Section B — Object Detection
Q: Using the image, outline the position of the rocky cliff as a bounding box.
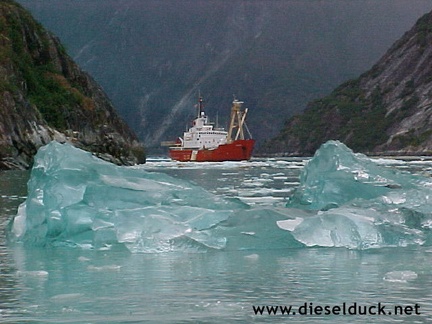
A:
[264,9,432,156]
[17,0,432,151]
[0,0,145,169]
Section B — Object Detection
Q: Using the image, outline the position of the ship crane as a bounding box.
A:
[226,99,252,143]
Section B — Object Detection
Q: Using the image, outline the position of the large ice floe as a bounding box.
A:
[10,142,247,252]
[279,141,432,249]
[9,140,432,252]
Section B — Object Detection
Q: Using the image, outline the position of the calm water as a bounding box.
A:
[1,157,432,323]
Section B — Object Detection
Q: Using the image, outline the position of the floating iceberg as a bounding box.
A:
[9,140,432,252]
[279,141,432,248]
[10,142,247,252]
[287,141,421,210]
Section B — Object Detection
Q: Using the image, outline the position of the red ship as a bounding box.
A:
[163,97,255,162]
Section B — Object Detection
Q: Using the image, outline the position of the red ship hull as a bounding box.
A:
[169,139,255,162]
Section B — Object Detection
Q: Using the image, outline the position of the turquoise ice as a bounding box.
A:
[281,141,432,248]
[9,140,432,251]
[10,142,245,252]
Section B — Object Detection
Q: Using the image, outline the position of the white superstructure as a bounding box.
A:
[179,97,228,149]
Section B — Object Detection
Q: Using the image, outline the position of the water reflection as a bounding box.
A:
[3,235,432,322]
[2,160,432,323]
[0,170,28,320]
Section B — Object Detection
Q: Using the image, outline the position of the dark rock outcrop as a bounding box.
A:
[264,9,432,156]
[0,0,145,169]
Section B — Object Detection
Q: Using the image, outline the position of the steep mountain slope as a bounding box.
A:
[265,9,432,156]
[0,1,145,169]
[17,0,432,151]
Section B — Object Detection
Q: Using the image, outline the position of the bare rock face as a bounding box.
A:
[0,1,145,169]
[265,10,432,156]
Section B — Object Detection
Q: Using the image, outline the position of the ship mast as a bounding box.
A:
[197,96,204,118]
[227,99,249,143]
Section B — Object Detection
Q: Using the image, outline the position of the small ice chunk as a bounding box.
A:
[241,231,256,236]
[16,270,49,277]
[87,265,121,271]
[50,293,84,302]
[244,253,259,260]
[78,256,90,262]
[383,270,418,282]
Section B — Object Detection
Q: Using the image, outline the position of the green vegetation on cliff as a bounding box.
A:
[264,9,432,156]
[0,1,145,169]
[271,80,390,154]
[2,2,88,129]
